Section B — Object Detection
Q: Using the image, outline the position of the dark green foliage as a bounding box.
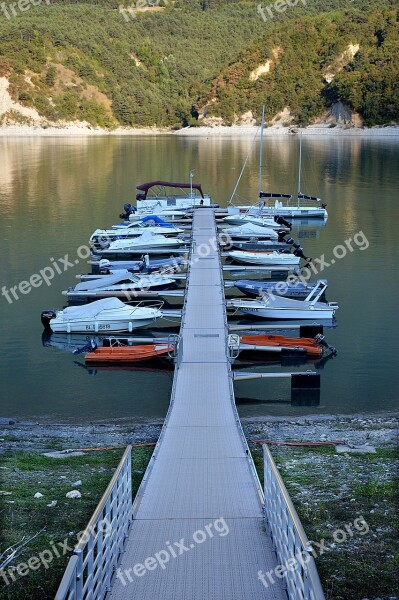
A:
[44,65,57,87]
[0,2,397,127]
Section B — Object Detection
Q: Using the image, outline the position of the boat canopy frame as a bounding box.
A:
[136,181,204,201]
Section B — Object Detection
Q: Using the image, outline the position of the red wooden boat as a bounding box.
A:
[240,334,323,357]
[85,344,173,364]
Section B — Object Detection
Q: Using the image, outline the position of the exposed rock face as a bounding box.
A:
[328,101,363,127]
[324,43,360,83]
[0,77,42,125]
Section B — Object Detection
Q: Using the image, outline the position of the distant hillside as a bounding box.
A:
[0,2,397,128]
[205,8,399,126]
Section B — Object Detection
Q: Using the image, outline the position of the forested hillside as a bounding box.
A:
[0,0,397,128]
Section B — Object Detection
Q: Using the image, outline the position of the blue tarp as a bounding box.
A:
[140,215,174,227]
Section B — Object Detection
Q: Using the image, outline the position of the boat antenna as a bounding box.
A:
[258,104,265,197]
[297,129,302,208]
[228,125,260,205]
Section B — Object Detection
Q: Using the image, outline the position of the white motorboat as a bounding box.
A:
[118,179,213,221]
[221,213,280,228]
[63,270,176,300]
[229,282,338,320]
[228,250,300,266]
[99,232,185,254]
[41,298,163,333]
[90,221,184,244]
[223,223,278,240]
[65,270,177,301]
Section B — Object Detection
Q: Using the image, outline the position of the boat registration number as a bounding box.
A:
[85,324,111,330]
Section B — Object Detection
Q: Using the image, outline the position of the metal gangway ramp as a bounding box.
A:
[108,208,286,600]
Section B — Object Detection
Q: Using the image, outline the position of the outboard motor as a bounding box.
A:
[98,259,111,274]
[274,215,292,229]
[277,230,288,242]
[73,338,98,355]
[293,247,309,260]
[285,237,295,245]
[119,203,137,220]
[314,334,337,357]
[41,310,56,330]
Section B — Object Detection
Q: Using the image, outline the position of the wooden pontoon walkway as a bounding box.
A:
[109,209,286,600]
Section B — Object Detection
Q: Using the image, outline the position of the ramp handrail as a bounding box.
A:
[55,446,132,600]
[263,445,325,600]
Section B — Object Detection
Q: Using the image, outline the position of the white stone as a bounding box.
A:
[66,490,82,499]
[34,492,44,498]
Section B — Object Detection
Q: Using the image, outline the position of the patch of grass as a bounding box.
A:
[0,446,153,599]
[250,443,399,600]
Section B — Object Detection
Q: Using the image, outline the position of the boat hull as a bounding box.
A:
[235,306,336,319]
[49,316,159,333]
[85,344,173,364]
[228,251,300,266]
[240,334,323,356]
[233,206,327,219]
[234,280,324,300]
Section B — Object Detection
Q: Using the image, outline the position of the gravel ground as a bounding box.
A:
[1,413,397,454]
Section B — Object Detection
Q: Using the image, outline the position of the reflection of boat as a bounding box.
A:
[229,283,338,320]
[42,331,104,353]
[42,330,177,353]
[234,279,327,300]
[228,250,300,266]
[65,270,177,302]
[41,298,163,333]
[85,343,173,364]
[81,363,173,375]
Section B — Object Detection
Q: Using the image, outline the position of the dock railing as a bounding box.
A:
[55,446,132,600]
[263,445,326,600]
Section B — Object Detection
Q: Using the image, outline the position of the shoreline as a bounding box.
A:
[1,412,397,453]
[1,124,399,138]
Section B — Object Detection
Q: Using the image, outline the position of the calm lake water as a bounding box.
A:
[0,134,398,422]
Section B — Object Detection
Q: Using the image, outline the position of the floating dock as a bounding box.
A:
[108,208,286,600]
